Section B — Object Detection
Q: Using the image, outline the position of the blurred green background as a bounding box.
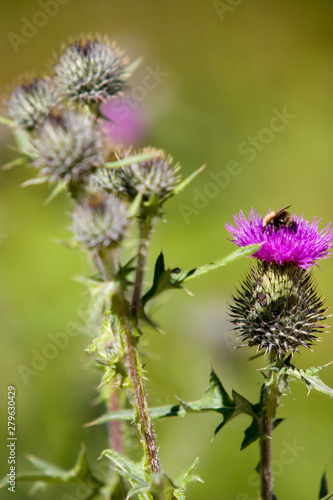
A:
[1,0,333,498]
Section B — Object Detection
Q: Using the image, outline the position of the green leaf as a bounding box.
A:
[129,189,144,218]
[141,245,261,317]
[100,450,148,487]
[13,128,35,156]
[2,157,26,171]
[87,370,235,426]
[171,244,262,285]
[174,456,202,489]
[21,176,49,188]
[103,151,160,169]
[122,57,142,78]
[0,115,15,126]
[0,445,103,493]
[44,181,67,204]
[279,362,333,397]
[171,165,206,197]
[320,471,329,499]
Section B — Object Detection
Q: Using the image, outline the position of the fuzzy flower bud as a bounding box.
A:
[71,193,128,250]
[7,78,59,130]
[32,108,107,185]
[230,261,328,355]
[117,148,181,203]
[53,35,129,105]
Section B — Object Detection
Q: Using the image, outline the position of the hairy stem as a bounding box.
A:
[260,351,279,500]
[131,217,153,317]
[115,291,160,475]
[99,246,160,475]
[97,248,124,458]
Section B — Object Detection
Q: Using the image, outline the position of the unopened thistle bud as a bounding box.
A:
[7,78,59,130]
[117,148,181,204]
[53,35,129,105]
[230,262,328,354]
[33,108,107,185]
[71,193,128,250]
[226,207,333,355]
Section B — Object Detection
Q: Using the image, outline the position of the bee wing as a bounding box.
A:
[275,205,291,217]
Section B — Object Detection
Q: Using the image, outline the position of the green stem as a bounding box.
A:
[97,248,124,457]
[99,246,160,475]
[131,217,153,317]
[114,291,160,475]
[260,350,279,500]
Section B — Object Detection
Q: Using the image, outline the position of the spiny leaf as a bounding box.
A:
[100,450,148,487]
[87,370,236,427]
[174,456,202,488]
[241,418,261,450]
[122,57,142,78]
[2,157,26,171]
[103,151,160,169]
[21,176,49,188]
[141,245,261,313]
[319,471,329,499]
[171,165,206,197]
[0,115,15,126]
[280,362,333,397]
[44,181,67,204]
[171,244,262,285]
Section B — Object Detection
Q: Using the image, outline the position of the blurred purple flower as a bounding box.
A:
[100,96,148,146]
[226,208,333,269]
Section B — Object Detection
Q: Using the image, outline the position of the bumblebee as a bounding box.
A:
[262,206,296,233]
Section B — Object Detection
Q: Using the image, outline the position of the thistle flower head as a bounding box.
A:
[32,108,107,184]
[7,78,59,130]
[226,208,333,269]
[71,193,128,250]
[53,35,129,105]
[116,147,181,203]
[230,262,328,355]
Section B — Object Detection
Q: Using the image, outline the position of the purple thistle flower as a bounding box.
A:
[226,208,333,269]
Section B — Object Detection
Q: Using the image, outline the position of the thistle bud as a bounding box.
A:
[71,193,128,250]
[32,108,106,185]
[53,35,129,105]
[7,78,59,130]
[117,148,181,204]
[230,262,328,354]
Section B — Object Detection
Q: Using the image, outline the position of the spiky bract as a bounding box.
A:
[71,193,128,250]
[33,108,106,184]
[117,148,181,203]
[230,262,328,355]
[7,78,59,130]
[53,35,129,104]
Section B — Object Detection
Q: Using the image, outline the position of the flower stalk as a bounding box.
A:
[131,216,153,317]
[98,244,160,476]
[259,351,280,500]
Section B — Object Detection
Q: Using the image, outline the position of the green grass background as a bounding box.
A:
[1,0,333,498]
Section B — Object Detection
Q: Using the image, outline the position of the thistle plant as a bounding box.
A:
[1,34,333,500]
